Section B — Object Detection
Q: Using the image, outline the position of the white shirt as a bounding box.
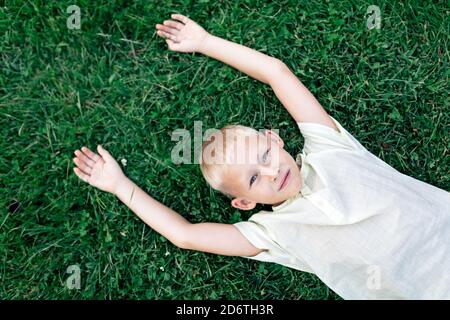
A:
[233,116,450,299]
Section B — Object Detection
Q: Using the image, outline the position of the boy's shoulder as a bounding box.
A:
[297,116,368,155]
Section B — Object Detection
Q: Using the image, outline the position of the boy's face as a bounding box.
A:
[223,130,302,210]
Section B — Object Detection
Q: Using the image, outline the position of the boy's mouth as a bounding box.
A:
[278,169,291,191]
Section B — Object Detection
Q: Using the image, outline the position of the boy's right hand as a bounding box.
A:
[73,145,127,195]
[155,13,209,53]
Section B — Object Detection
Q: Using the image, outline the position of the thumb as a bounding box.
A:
[166,39,178,51]
[97,145,114,161]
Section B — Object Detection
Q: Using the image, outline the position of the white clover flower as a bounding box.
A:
[120,158,127,166]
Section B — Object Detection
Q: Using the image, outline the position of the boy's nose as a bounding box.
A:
[260,166,279,180]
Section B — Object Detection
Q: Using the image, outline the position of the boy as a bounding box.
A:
[73,14,450,299]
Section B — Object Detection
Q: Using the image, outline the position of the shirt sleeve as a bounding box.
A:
[233,220,288,264]
[298,116,368,155]
[233,219,314,273]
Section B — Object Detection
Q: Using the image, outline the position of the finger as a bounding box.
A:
[73,157,92,174]
[97,145,114,162]
[157,30,178,42]
[156,25,179,40]
[171,13,189,24]
[156,29,170,39]
[81,146,101,162]
[73,167,90,184]
[74,150,95,168]
[155,24,178,34]
[163,20,183,30]
[165,39,178,50]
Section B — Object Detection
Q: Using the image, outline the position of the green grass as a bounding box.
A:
[0,0,448,299]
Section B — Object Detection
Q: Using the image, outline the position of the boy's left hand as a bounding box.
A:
[72,145,127,195]
[155,13,209,53]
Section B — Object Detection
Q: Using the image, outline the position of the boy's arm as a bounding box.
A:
[266,63,339,130]
[73,145,262,257]
[198,34,282,85]
[178,222,264,257]
[199,35,338,131]
[155,13,337,130]
[115,179,263,256]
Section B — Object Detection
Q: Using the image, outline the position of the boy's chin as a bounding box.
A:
[270,198,290,207]
[269,193,295,206]
[272,185,301,205]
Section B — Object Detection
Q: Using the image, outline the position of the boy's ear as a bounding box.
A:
[231,197,257,211]
[264,129,284,148]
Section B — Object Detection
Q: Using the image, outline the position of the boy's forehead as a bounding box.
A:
[225,161,253,186]
[226,134,272,162]
[202,131,278,166]
[233,133,272,150]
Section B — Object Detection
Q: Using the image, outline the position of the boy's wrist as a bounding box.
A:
[197,33,213,55]
[114,177,135,205]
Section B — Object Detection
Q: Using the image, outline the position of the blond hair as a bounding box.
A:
[199,124,261,198]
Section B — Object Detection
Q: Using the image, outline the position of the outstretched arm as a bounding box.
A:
[156,13,338,130]
[72,145,262,257]
[156,14,279,84]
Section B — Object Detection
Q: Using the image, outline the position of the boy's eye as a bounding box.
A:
[262,148,270,163]
[249,148,270,187]
[250,174,257,187]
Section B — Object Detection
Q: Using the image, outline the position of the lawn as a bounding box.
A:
[0,0,448,299]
